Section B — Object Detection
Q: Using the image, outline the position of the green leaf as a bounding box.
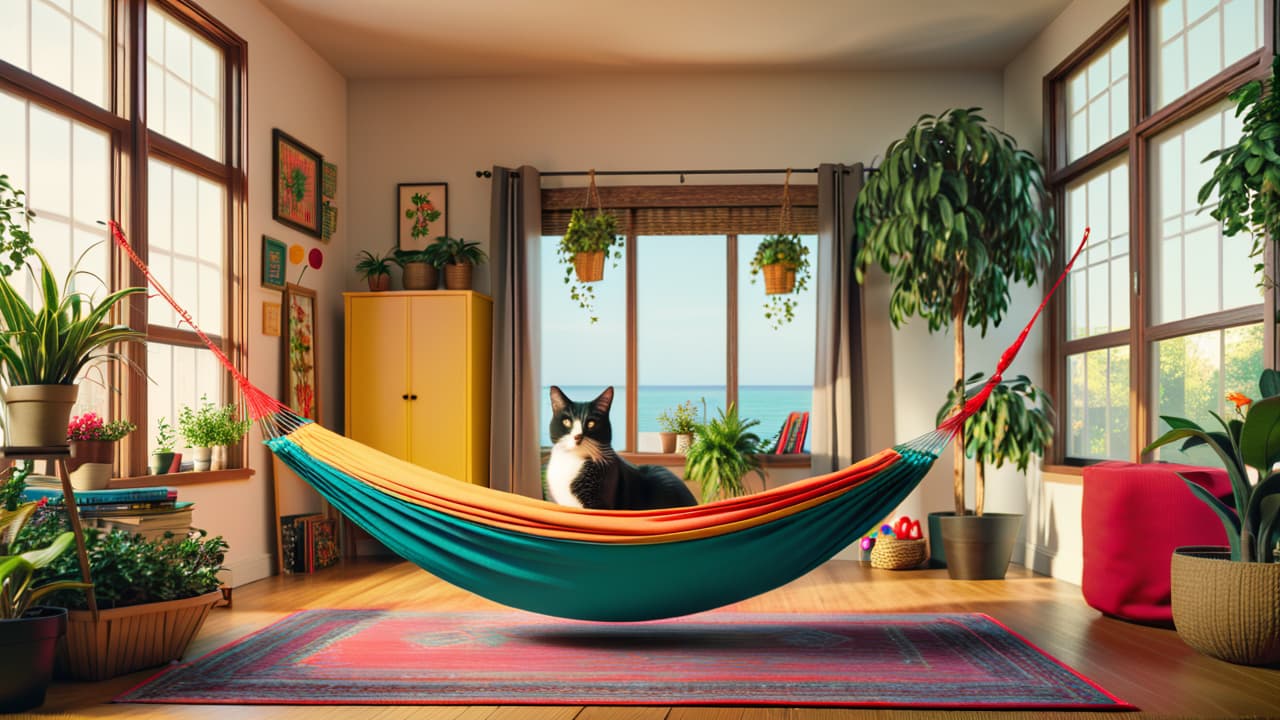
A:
[1178,473,1242,561]
[1239,395,1280,478]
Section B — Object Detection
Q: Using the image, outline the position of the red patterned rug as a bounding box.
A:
[118,610,1135,709]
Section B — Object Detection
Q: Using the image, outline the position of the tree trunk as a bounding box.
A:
[975,459,985,517]
[953,272,968,517]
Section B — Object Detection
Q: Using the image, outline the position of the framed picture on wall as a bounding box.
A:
[397,182,447,252]
[283,283,320,423]
[273,129,323,238]
[262,235,287,289]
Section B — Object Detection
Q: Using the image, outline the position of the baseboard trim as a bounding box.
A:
[221,552,274,588]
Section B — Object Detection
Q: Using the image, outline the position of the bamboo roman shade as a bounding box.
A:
[541,184,818,236]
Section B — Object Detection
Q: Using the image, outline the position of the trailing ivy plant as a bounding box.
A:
[935,373,1054,516]
[557,208,622,323]
[855,107,1054,517]
[748,234,811,329]
[1198,54,1280,284]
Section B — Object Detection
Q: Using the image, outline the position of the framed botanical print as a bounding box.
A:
[397,182,447,252]
[273,129,323,238]
[283,283,320,423]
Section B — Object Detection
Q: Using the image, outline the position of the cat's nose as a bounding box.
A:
[573,434,583,444]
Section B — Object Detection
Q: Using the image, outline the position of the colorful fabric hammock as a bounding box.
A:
[108,222,1088,622]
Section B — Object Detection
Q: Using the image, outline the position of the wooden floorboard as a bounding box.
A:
[39,557,1280,719]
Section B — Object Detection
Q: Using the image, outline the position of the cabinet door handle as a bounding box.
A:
[410,394,419,400]
[402,394,409,400]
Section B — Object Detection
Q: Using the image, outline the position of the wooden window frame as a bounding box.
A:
[0,0,247,479]
[1044,1,1275,470]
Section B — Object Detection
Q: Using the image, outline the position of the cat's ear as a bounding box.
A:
[549,386,570,413]
[592,386,614,414]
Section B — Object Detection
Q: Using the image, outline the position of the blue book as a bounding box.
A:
[21,486,177,505]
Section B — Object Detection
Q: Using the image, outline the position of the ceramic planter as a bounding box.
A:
[150,451,175,475]
[58,590,222,681]
[675,433,694,455]
[191,446,212,472]
[401,261,438,290]
[68,439,115,490]
[210,445,228,471]
[936,512,1022,580]
[658,432,677,454]
[4,384,78,447]
[0,607,65,712]
[1171,546,1280,665]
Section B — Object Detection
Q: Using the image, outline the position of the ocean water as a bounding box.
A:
[539,385,812,452]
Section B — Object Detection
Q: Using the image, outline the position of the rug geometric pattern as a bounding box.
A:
[118,611,1135,710]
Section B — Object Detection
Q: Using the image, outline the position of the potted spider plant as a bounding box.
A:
[557,208,622,323]
[683,404,768,502]
[748,234,811,329]
[355,248,395,291]
[434,236,487,290]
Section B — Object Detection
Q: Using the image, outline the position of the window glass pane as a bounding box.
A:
[1150,101,1257,324]
[0,0,109,108]
[146,3,224,160]
[1152,324,1262,463]
[146,158,225,332]
[1152,0,1265,108]
[738,234,817,452]
[1066,346,1130,460]
[1065,32,1129,163]
[537,235,626,449]
[1065,159,1129,339]
[146,343,223,454]
[637,236,726,452]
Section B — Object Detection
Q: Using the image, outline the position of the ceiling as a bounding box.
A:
[260,0,1074,79]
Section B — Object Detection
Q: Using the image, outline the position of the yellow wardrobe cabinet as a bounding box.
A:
[344,291,492,486]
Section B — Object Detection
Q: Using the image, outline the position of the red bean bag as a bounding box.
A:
[1082,461,1232,624]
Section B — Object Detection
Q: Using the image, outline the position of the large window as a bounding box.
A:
[0,0,246,476]
[537,188,819,455]
[1047,0,1271,465]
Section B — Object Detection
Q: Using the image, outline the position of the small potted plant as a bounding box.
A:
[207,400,252,471]
[657,400,700,455]
[179,395,223,472]
[557,208,622,323]
[434,236,487,290]
[150,416,176,475]
[66,412,136,491]
[354,248,395,291]
[393,247,438,290]
[749,234,811,329]
[0,463,91,711]
[683,404,768,502]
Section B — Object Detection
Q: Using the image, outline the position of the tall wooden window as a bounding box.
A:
[1046,0,1273,466]
[0,0,246,477]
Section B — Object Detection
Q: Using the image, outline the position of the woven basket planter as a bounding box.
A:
[870,537,927,570]
[401,261,438,290]
[443,263,473,290]
[762,263,795,295]
[1171,547,1280,666]
[573,251,605,283]
[56,590,222,681]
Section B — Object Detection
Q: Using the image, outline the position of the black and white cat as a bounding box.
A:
[545,386,698,510]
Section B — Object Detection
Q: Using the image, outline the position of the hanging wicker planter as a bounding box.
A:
[762,262,795,295]
[573,251,606,283]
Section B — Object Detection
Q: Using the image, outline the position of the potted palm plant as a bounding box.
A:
[748,234,811,329]
[1144,369,1280,665]
[934,373,1053,579]
[434,236,487,290]
[855,107,1054,577]
[557,208,622,323]
[683,404,768,502]
[354,248,394,291]
[66,412,136,491]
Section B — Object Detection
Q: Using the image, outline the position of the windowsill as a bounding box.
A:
[620,452,812,469]
[109,467,255,489]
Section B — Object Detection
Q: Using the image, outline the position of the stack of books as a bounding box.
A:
[772,411,811,454]
[22,482,194,541]
[280,513,340,573]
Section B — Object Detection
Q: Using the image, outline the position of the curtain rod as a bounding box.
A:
[474,166,870,179]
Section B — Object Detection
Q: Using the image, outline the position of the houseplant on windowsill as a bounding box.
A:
[934,373,1053,579]
[354,248,395,292]
[149,417,176,476]
[749,234,811,329]
[66,413,135,491]
[557,208,622,323]
[434,236,487,290]
[178,395,249,472]
[12,506,227,680]
[1143,370,1280,666]
[684,404,767,502]
[657,400,700,455]
[0,464,91,711]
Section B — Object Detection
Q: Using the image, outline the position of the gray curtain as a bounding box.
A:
[811,163,866,473]
[489,165,542,497]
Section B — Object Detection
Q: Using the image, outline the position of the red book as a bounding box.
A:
[774,412,798,454]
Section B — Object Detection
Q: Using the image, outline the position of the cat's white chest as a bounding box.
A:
[546,450,586,508]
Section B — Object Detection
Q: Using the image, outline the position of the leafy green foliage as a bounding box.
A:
[558,209,623,323]
[748,234,812,329]
[0,174,36,277]
[178,394,252,447]
[1198,55,1280,283]
[657,401,700,434]
[0,465,90,618]
[1144,369,1280,562]
[12,509,227,610]
[683,404,767,503]
[354,248,395,279]
[854,107,1053,334]
[404,192,442,240]
[936,373,1054,474]
[153,416,176,454]
[435,236,487,266]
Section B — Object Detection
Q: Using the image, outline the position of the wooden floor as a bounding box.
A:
[38,557,1280,720]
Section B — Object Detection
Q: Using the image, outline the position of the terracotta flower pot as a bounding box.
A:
[444,262,473,290]
[367,274,391,292]
[4,384,78,448]
[658,432,677,454]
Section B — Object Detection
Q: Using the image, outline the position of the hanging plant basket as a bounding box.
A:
[573,251,606,283]
[762,262,795,295]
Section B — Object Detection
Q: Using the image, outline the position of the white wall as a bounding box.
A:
[1001,0,1126,584]
[178,0,347,587]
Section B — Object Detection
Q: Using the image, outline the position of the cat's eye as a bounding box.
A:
[561,418,571,428]
[586,420,595,429]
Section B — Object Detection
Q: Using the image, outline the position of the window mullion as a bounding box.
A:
[727,234,738,412]
[625,210,638,453]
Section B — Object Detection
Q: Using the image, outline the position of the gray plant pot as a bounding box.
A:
[0,606,66,712]
[937,512,1022,580]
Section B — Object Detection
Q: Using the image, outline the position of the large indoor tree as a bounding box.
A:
[855,107,1055,516]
